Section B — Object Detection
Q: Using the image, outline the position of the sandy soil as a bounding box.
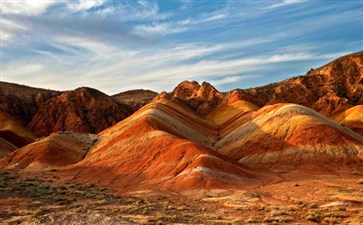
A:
[1,169,363,225]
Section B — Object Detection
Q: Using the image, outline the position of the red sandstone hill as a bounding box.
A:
[61,94,273,191]
[28,87,132,137]
[51,93,362,192]
[0,112,37,158]
[210,102,363,171]
[0,132,97,171]
[234,51,363,116]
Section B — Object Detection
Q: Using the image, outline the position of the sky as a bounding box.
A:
[1,0,362,94]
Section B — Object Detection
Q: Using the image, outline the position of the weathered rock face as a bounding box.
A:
[235,51,363,116]
[171,81,224,115]
[112,89,158,112]
[28,87,132,137]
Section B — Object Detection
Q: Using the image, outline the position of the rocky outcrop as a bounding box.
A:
[171,81,224,115]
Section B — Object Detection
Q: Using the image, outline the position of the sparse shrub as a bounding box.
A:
[231,218,243,225]
[32,206,49,217]
[306,214,321,223]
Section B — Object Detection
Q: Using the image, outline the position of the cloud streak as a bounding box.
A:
[265,0,308,9]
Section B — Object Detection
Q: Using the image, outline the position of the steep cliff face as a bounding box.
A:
[28,87,132,137]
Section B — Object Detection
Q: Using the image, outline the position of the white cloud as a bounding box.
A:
[1,0,56,15]
[1,18,28,44]
[115,0,171,21]
[54,35,117,56]
[266,0,308,9]
[213,76,246,86]
[133,23,187,36]
[67,0,107,12]
[3,64,43,77]
[202,13,228,22]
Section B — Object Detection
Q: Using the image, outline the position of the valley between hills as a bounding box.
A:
[0,51,363,224]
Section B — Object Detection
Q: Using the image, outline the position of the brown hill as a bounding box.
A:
[28,87,132,137]
[0,112,37,157]
[0,81,59,126]
[0,132,97,171]
[112,89,158,111]
[235,51,363,116]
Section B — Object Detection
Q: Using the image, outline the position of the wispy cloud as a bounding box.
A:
[133,23,187,36]
[67,0,108,12]
[54,35,116,56]
[1,0,56,15]
[213,76,249,86]
[265,0,308,9]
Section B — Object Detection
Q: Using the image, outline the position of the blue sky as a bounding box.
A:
[1,0,362,94]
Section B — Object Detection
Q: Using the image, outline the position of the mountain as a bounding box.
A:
[235,51,363,116]
[28,87,132,137]
[0,132,97,171]
[0,112,37,157]
[112,89,158,111]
